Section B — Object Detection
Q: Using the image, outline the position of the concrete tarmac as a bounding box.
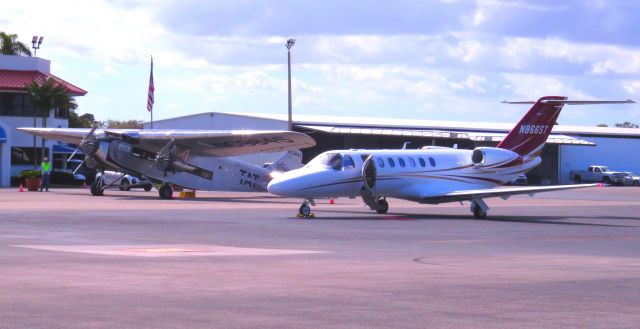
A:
[1,186,639,328]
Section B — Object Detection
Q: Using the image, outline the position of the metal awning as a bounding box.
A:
[298,125,596,146]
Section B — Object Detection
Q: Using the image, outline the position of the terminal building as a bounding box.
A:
[0,55,87,187]
[145,111,640,185]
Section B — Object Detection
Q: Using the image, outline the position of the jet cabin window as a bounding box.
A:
[376,158,385,168]
[419,158,426,167]
[398,157,406,168]
[408,157,416,167]
[429,157,436,167]
[388,158,396,168]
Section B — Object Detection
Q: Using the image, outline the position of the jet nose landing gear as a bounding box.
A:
[296,200,315,218]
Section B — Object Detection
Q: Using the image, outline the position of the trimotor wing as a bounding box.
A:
[417,184,598,204]
[16,127,103,144]
[104,130,317,157]
[18,128,317,157]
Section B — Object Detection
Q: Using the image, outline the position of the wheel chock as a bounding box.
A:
[296,213,316,218]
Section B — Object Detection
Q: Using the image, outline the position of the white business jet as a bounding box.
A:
[267,96,634,218]
[18,127,315,199]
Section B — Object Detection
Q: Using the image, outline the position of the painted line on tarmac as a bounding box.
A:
[11,244,329,257]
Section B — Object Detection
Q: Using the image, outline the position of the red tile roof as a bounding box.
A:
[0,69,87,96]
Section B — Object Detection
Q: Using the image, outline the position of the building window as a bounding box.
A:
[387,158,396,168]
[55,107,69,119]
[0,93,39,117]
[11,147,50,165]
[398,157,406,168]
[429,157,436,167]
[419,157,426,167]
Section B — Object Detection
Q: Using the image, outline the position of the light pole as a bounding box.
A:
[286,38,295,131]
[31,36,43,57]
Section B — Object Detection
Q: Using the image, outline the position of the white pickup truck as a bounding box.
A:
[569,165,623,184]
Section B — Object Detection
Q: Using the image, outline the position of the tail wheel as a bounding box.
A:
[376,198,389,214]
[159,184,173,199]
[119,179,130,191]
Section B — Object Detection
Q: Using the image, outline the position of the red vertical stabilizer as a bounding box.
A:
[497,96,567,157]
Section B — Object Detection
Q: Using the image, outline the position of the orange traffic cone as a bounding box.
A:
[19,183,23,192]
[329,199,335,204]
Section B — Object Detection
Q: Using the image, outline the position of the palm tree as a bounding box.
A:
[27,78,78,165]
[0,32,32,56]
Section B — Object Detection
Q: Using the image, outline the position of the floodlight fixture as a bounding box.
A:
[31,35,44,57]
[286,39,296,50]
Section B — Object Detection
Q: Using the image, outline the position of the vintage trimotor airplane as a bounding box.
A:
[267,96,635,218]
[18,127,316,199]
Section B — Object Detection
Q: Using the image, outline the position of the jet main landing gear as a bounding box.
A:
[470,199,488,219]
[375,197,389,214]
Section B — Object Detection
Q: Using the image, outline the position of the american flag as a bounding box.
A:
[147,56,154,112]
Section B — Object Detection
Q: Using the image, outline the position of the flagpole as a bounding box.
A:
[147,55,155,129]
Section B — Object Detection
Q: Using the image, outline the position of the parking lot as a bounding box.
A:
[1,186,639,328]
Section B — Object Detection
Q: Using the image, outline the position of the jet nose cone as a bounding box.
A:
[267,176,289,196]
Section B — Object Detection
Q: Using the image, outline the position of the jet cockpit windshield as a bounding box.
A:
[306,152,356,170]
[306,152,342,170]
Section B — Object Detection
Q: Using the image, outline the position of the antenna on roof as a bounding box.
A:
[402,142,411,150]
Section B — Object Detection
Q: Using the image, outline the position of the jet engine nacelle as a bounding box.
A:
[471,147,521,167]
[362,155,377,191]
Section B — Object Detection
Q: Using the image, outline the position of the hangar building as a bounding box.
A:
[145,111,640,185]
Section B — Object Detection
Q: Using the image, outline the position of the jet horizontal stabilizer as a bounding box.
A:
[502,99,635,105]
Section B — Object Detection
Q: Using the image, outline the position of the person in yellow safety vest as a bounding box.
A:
[40,157,51,192]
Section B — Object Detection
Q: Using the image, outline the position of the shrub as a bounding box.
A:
[19,170,41,179]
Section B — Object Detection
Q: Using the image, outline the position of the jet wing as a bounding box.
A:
[18,128,317,157]
[417,184,598,204]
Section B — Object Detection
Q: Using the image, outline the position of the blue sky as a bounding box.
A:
[3,0,639,126]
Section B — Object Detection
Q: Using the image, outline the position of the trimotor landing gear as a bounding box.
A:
[470,199,488,219]
[90,177,104,196]
[159,184,173,199]
[297,199,315,218]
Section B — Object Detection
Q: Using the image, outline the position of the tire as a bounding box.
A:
[144,184,152,192]
[473,206,487,219]
[376,198,389,214]
[299,203,311,217]
[159,184,173,199]
[90,181,104,196]
[603,177,610,184]
[119,179,130,191]
[634,180,640,187]
[573,176,582,184]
